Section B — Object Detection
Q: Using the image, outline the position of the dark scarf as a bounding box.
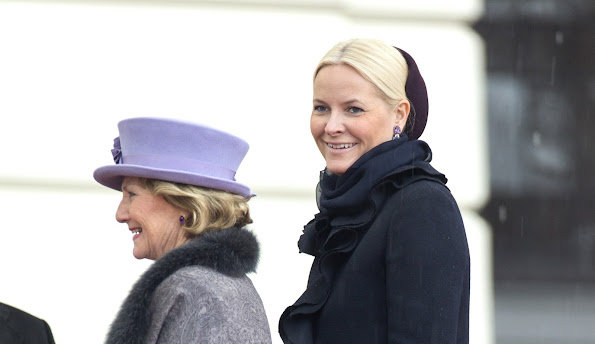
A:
[105,226,260,344]
[280,135,447,343]
[298,135,446,256]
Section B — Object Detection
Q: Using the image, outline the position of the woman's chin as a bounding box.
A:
[132,246,146,260]
[325,156,358,175]
[326,163,349,175]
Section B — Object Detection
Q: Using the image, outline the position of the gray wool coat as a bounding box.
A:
[105,226,272,344]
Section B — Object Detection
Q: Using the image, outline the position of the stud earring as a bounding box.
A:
[179,216,185,224]
[392,125,402,140]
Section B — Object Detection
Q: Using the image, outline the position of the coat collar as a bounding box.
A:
[299,137,446,256]
[105,226,260,344]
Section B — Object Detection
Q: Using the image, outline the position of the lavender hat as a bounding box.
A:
[93,117,251,198]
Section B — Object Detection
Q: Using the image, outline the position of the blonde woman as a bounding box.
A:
[279,39,470,343]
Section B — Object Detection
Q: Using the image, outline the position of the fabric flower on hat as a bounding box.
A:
[111,137,122,164]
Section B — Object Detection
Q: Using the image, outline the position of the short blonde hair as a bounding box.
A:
[314,38,415,134]
[138,178,252,236]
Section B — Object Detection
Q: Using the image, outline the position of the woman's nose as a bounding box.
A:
[325,112,345,136]
[115,199,128,223]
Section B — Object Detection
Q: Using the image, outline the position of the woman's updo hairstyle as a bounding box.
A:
[138,178,252,236]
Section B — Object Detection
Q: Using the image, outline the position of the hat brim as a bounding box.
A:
[93,164,251,198]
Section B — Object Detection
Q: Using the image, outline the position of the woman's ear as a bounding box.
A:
[394,99,410,129]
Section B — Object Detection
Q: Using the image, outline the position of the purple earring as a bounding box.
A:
[179,216,185,224]
[392,126,402,140]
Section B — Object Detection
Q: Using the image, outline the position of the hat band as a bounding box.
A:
[122,154,236,180]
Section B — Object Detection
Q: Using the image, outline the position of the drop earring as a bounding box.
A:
[392,125,402,140]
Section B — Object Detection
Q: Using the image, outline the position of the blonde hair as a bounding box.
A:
[314,38,415,134]
[138,178,252,236]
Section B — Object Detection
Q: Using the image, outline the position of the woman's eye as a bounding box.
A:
[313,105,328,112]
[125,190,137,198]
[348,106,364,114]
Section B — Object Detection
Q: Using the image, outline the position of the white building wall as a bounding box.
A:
[0,1,492,343]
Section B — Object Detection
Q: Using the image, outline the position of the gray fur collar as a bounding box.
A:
[105,226,260,344]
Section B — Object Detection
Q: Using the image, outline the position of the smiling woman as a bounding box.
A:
[116,177,189,260]
[311,63,410,175]
[93,117,271,344]
[279,38,470,344]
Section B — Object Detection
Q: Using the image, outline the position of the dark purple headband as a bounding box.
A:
[395,47,428,140]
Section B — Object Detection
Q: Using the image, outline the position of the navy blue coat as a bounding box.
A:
[279,137,470,343]
[0,302,55,344]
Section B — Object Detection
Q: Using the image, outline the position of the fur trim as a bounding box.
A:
[105,226,260,344]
